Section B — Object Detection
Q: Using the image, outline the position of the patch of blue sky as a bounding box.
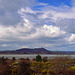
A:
[32,5,45,11]
[32,0,72,11]
[38,0,72,7]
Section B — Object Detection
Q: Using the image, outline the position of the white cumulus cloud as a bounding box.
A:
[69,34,75,42]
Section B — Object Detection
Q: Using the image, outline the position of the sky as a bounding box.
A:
[0,0,75,51]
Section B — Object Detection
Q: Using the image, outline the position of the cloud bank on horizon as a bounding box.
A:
[0,0,75,51]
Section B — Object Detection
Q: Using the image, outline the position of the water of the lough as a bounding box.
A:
[0,54,75,59]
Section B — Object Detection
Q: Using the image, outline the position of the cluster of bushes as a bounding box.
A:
[0,55,75,75]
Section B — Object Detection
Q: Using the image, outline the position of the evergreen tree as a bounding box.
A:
[36,54,42,62]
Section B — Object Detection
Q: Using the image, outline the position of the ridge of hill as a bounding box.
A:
[0,48,52,54]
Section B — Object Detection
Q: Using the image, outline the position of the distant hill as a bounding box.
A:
[15,48,52,54]
[0,48,52,54]
[0,48,75,54]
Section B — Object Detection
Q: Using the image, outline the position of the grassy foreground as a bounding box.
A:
[0,55,75,75]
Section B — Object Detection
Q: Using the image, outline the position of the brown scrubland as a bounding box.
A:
[0,55,75,75]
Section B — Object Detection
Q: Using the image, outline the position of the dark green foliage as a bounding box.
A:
[36,54,42,62]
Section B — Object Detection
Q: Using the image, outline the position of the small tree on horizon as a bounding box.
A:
[36,54,42,62]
